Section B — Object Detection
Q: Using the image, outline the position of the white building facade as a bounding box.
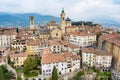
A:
[41,52,80,78]
[96,54,112,70]
[0,34,16,47]
[69,32,96,47]
[82,48,112,70]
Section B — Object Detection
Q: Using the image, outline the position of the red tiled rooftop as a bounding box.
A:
[10,53,28,57]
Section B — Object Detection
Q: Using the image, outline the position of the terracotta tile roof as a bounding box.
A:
[113,37,120,47]
[49,40,61,46]
[41,48,52,55]
[59,40,68,45]
[72,55,80,60]
[82,48,97,54]
[0,31,17,35]
[97,51,112,56]
[41,53,66,64]
[63,52,73,57]
[66,26,78,28]
[41,51,80,64]
[83,48,112,56]
[68,43,79,49]
[100,32,120,47]
[100,32,119,41]
[10,53,28,58]
[88,27,103,34]
[69,31,96,36]
[26,39,41,46]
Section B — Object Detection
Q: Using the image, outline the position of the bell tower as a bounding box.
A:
[60,8,66,34]
[30,16,34,29]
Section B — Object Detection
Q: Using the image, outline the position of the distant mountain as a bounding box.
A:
[0,12,60,27]
[87,16,120,28]
[0,12,120,28]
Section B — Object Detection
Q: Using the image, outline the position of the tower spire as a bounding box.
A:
[60,8,66,34]
[62,8,64,13]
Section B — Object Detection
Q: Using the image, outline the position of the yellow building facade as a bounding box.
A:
[50,28,62,39]
[66,26,79,33]
[10,53,28,67]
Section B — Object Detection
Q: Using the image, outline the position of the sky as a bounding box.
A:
[0,0,120,20]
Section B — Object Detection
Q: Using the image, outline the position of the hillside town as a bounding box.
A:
[0,9,120,80]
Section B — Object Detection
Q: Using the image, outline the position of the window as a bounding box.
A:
[56,33,58,36]
[43,70,45,72]
[86,55,88,57]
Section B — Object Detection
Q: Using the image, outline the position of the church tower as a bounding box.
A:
[30,16,34,29]
[60,8,66,34]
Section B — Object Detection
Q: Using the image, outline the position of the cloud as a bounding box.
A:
[0,0,120,20]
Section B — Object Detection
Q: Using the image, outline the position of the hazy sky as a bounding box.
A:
[0,0,120,20]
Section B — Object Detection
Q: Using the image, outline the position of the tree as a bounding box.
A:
[0,65,8,73]
[5,71,15,79]
[16,28,19,33]
[95,75,99,80]
[0,65,15,80]
[23,56,40,74]
[0,67,5,80]
[77,71,84,77]
[104,77,108,80]
[25,77,28,80]
[52,66,58,80]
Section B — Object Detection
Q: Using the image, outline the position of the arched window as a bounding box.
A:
[63,17,64,20]
[56,33,58,36]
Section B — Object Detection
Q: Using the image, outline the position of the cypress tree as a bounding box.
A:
[52,66,58,80]
[16,28,19,33]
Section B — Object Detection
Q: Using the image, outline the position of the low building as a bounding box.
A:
[69,31,96,47]
[82,48,96,67]
[26,39,41,55]
[82,48,112,71]
[11,34,26,52]
[49,40,62,53]
[0,31,16,47]
[66,26,79,33]
[38,25,50,39]
[10,52,28,67]
[41,51,80,78]
[96,52,112,70]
